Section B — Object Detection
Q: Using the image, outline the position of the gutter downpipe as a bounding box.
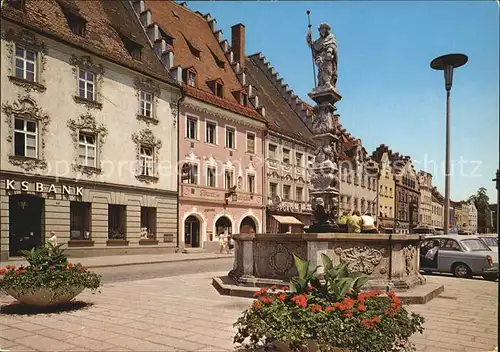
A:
[176,85,186,251]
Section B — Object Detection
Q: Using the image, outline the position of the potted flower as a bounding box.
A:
[233,254,424,352]
[0,243,101,307]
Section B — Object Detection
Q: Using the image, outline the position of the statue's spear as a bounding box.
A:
[306,10,317,88]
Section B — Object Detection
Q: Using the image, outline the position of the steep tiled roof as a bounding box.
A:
[143,0,263,122]
[1,0,177,86]
[245,54,315,146]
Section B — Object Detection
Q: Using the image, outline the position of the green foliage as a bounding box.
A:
[233,255,425,352]
[0,244,101,301]
[290,254,320,294]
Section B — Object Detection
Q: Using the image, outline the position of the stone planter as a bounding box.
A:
[6,287,84,307]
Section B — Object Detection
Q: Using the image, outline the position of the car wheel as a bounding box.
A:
[453,263,472,278]
[482,275,498,281]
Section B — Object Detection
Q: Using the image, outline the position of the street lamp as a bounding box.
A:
[430,53,468,234]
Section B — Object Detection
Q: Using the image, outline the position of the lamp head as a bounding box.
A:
[430,53,468,91]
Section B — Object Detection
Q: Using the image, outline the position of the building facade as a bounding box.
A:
[431,191,444,232]
[371,145,396,232]
[392,155,420,234]
[245,53,316,232]
[339,134,378,219]
[134,1,266,249]
[417,171,433,228]
[1,0,181,260]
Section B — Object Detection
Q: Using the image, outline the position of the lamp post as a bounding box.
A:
[430,53,468,234]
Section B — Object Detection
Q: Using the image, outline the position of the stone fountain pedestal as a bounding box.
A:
[213,233,444,304]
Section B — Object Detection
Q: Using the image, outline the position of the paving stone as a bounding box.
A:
[184,334,236,350]
[149,326,196,339]
[0,328,34,340]
[104,336,172,351]
[4,322,46,332]
[0,336,17,349]
[35,328,79,340]
[11,335,75,351]
[0,344,36,351]
[62,336,119,351]
[144,334,208,351]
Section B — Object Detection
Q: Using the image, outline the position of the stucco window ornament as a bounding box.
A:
[337,245,383,275]
[134,77,161,125]
[402,245,416,275]
[3,28,48,93]
[132,129,162,183]
[67,113,108,176]
[69,54,105,110]
[2,94,49,171]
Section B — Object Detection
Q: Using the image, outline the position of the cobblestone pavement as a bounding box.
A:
[0,272,497,352]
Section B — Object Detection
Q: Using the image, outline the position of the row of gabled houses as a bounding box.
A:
[0,0,476,260]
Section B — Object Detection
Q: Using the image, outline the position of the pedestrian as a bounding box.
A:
[361,213,378,233]
[347,210,362,233]
[228,235,234,254]
[338,210,350,225]
[219,233,226,254]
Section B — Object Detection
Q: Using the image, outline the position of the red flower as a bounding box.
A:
[309,304,322,313]
[270,285,277,291]
[306,283,313,291]
[49,266,55,270]
[254,287,269,297]
[0,269,6,275]
[16,269,26,275]
[325,306,334,312]
[252,300,262,310]
[68,263,73,268]
[343,297,356,309]
[357,305,367,312]
[6,265,16,270]
[373,316,381,323]
[281,286,289,291]
[290,294,308,308]
[277,293,286,302]
[260,296,274,304]
[392,296,401,304]
[344,313,352,318]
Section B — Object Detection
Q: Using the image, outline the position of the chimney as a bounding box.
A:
[231,23,245,68]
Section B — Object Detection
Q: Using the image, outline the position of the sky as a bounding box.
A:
[187,1,499,202]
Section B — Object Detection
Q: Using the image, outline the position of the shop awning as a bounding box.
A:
[272,215,303,225]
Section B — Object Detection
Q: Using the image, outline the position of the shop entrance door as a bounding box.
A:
[9,194,44,256]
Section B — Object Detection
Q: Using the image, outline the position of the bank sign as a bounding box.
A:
[5,179,83,196]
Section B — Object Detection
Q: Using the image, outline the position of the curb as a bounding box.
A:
[5,255,233,270]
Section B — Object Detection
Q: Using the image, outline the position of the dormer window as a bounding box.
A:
[181,34,201,58]
[58,2,87,37]
[123,38,143,61]
[6,0,24,10]
[241,92,248,106]
[182,67,197,87]
[216,82,223,98]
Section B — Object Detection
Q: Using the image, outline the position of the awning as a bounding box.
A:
[272,215,303,225]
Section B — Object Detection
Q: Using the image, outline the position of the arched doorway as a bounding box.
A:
[240,216,257,234]
[184,215,201,248]
[215,216,232,238]
[9,194,44,256]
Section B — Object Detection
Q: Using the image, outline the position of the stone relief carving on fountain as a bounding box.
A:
[403,245,416,275]
[337,246,383,275]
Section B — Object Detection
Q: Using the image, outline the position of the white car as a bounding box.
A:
[477,235,498,252]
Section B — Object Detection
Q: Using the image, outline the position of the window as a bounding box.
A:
[78,68,95,101]
[70,202,91,240]
[241,92,248,106]
[78,133,96,167]
[68,15,86,36]
[140,91,153,117]
[108,204,126,239]
[7,0,25,10]
[246,133,255,154]
[205,121,217,144]
[186,117,197,139]
[183,163,198,184]
[269,144,277,159]
[308,156,314,167]
[283,148,290,164]
[224,170,234,189]
[15,45,36,82]
[140,207,157,239]
[296,153,303,166]
[296,187,303,201]
[131,46,142,60]
[215,82,223,98]
[207,166,216,187]
[139,145,154,176]
[14,118,37,158]
[247,174,255,193]
[283,185,291,200]
[270,182,278,197]
[187,70,196,87]
[225,127,235,149]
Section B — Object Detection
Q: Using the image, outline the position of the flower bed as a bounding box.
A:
[234,254,424,352]
[0,243,101,307]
